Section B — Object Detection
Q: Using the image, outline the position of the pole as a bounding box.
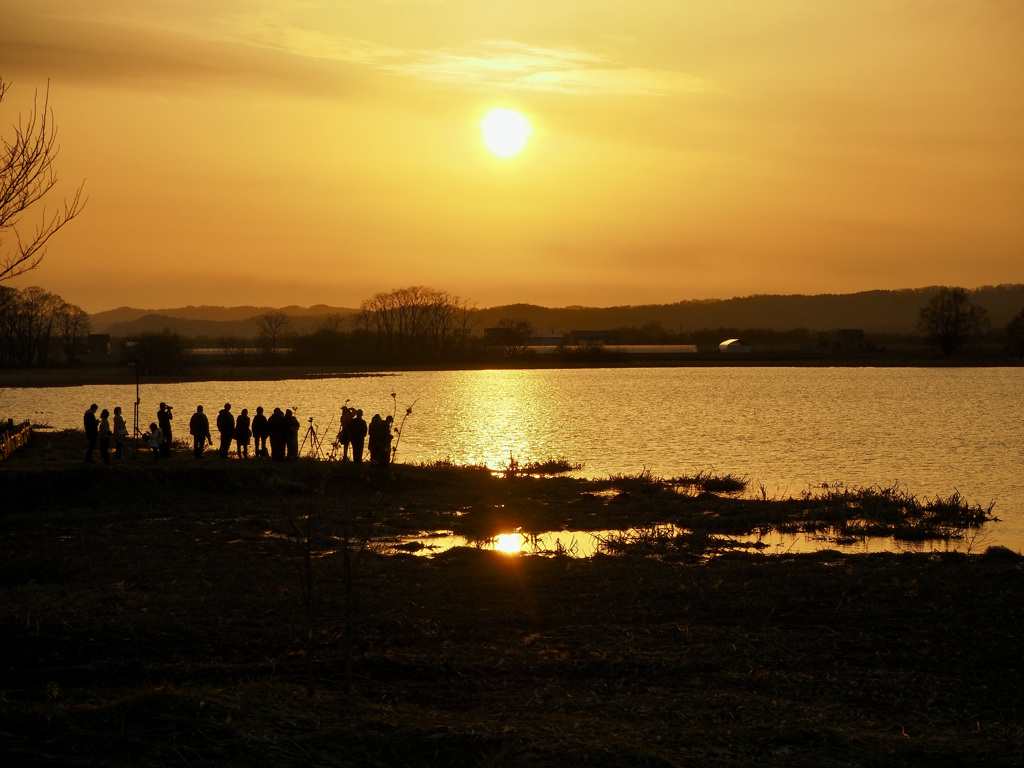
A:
[128,360,140,458]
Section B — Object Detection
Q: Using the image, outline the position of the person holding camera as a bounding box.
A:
[337,405,355,460]
[157,402,174,459]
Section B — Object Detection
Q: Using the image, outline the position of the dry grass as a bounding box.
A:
[2,429,1022,766]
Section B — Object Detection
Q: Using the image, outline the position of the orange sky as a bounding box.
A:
[2,1,1023,313]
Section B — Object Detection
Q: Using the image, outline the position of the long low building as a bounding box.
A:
[526,344,698,355]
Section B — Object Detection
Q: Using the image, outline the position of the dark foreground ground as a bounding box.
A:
[2,432,1022,767]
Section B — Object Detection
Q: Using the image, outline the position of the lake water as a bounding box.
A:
[3,367,1023,552]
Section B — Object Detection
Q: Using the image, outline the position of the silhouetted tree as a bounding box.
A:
[917,287,989,356]
[255,310,292,357]
[1,77,86,281]
[357,286,476,359]
[56,300,90,364]
[318,313,347,333]
[1007,307,1024,359]
[494,317,534,356]
[0,285,88,365]
[4,285,62,364]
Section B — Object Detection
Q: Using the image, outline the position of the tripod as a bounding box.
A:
[299,418,325,459]
[326,412,344,461]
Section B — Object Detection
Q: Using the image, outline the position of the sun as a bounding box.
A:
[479,108,533,158]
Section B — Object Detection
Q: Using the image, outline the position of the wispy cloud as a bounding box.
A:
[516,66,718,97]
[228,23,715,97]
[4,3,715,98]
[380,40,717,96]
[224,17,404,66]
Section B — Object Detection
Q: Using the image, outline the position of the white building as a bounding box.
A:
[719,338,752,354]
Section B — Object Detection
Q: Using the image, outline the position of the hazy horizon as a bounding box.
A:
[82,282,1024,322]
[3,2,1023,313]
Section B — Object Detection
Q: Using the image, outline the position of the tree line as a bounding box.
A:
[121,287,481,371]
[0,284,90,366]
[136,284,1024,371]
[918,286,1024,358]
[5,283,1024,372]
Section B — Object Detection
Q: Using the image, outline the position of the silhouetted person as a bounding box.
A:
[383,414,394,463]
[235,408,251,459]
[144,422,162,462]
[216,403,234,459]
[267,407,286,461]
[251,406,269,458]
[337,405,355,460]
[368,414,394,464]
[368,414,386,464]
[284,409,300,460]
[190,405,212,459]
[113,406,127,460]
[98,409,112,465]
[83,403,99,463]
[157,402,173,458]
[348,409,368,463]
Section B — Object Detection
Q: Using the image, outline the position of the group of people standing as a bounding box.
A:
[82,403,129,464]
[187,402,300,461]
[83,401,176,463]
[85,400,396,465]
[336,405,394,464]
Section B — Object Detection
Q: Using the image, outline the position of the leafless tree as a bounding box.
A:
[494,317,535,356]
[1,77,87,282]
[358,286,477,357]
[917,286,989,357]
[56,300,90,364]
[255,309,293,356]
[318,312,347,333]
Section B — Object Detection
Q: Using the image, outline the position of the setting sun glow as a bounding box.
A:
[3,4,1022,311]
[492,533,524,554]
[479,108,533,158]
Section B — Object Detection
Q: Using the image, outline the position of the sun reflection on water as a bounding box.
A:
[492,533,524,554]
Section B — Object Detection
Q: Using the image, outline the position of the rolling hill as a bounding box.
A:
[87,285,1024,338]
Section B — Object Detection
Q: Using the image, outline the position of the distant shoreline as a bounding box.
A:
[2,355,1021,389]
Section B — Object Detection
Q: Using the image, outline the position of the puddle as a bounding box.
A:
[385,525,988,558]
[386,528,650,558]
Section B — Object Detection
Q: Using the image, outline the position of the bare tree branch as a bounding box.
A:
[255,309,293,356]
[1,77,87,282]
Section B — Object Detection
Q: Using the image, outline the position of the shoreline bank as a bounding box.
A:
[3,355,1021,388]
